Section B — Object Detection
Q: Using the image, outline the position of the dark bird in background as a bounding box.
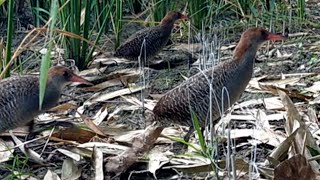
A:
[0,66,92,133]
[114,11,188,62]
[152,27,287,142]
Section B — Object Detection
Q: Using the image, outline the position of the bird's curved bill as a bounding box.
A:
[267,33,288,41]
[70,75,93,85]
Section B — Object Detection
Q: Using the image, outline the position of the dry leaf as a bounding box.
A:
[52,127,98,143]
[274,154,317,180]
[0,139,14,163]
[78,142,129,155]
[83,117,106,136]
[10,131,45,164]
[61,158,82,180]
[43,170,61,180]
[57,148,81,161]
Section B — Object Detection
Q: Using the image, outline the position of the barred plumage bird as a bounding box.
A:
[114,11,188,62]
[0,66,92,133]
[152,28,287,141]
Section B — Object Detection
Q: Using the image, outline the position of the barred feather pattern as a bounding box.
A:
[114,24,173,61]
[0,76,60,133]
[152,57,254,128]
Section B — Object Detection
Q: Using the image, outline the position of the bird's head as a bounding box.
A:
[48,66,92,89]
[240,27,287,47]
[161,11,188,26]
[234,28,288,62]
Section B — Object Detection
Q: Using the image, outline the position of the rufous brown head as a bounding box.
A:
[233,27,288,62]
[240,27,287,46]
[48,66,92,88]
[161,11,188,26]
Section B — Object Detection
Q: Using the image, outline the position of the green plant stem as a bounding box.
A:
[4,0,14,77]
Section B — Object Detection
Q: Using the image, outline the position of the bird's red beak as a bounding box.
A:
[70,74,93,85]
[267,33,288,41]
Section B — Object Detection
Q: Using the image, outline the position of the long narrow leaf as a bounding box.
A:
[85,0,115,65]
[191,110,207,153]
[39,0,59,109]
[4,0,14,77]
[0,0,6,7]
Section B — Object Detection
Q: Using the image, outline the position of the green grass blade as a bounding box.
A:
[191,110,207,153]
[0,0,6,6]
[79,0,91,66]
[85,0,115,65]
[4,0,14,77]
[39,0,59,109]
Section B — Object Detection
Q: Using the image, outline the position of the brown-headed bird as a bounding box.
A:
[114,11,188,62]
[152,27,287,142]
[0,66,92,133]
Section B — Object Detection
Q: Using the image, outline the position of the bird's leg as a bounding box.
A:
[183,127,194,142]
[172,127,195,154]
[25,120,36,141]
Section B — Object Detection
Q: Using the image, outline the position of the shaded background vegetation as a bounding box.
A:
[0,0,309,74]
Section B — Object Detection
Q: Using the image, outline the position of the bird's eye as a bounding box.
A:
[261,30,268,37]
[63,71,69,77]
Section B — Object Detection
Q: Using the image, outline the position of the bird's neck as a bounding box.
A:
[159,22,174,35]
[160,17,175,29]
[40,81,62,110]
[233,40,259,66]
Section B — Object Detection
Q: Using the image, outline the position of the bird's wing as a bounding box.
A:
[0,76,39,121]
[115,26,166,58]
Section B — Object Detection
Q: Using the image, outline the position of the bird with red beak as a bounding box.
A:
[153,27,288,142]
[0,66,92,133]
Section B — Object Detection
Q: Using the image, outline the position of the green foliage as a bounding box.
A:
[188,0,208,29]
[1,154,32,179]
[298,0,306,20]
[0,0,5,7]
[167,111,217,172]
[148,0,177,26]
[111,0,123,49]
[58,0,116,69]
[3,0,14,77]
[29,0,51,27]
[39,0,58,109]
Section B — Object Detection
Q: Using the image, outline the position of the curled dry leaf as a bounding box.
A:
[92,105,109,126]
[83,117,106,136]
[48,103,78,113]
[260,84,311,101]
[274,154,319,180]
[52,126,99,144]
[278,89,320,172]
[268,127,300,166]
